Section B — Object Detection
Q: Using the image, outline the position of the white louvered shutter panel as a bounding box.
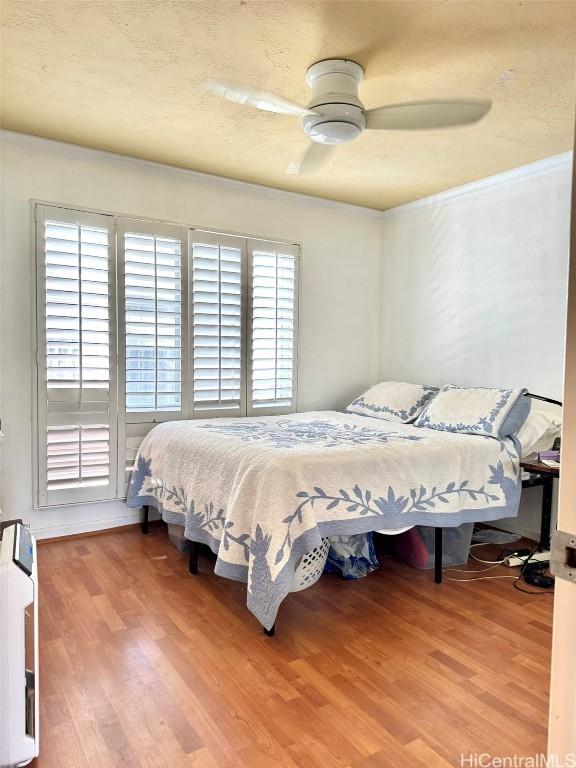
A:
[191,232,245,417]
[35,205,118,506]
[117,220,186,493]
[248,240,299,415]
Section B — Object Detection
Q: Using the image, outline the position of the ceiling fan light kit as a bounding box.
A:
[204,57,492,174]
[303,59,366,145]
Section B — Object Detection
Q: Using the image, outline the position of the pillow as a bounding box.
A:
[516,402,562,457]
[414,385,530,438]
[346,381,439,423]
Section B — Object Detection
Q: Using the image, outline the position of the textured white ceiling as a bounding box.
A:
[1,0,575,209]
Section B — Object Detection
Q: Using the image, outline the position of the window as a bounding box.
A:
[119,220,186,416]
[34,205,299,507]
[248,240,298,414]
[35,206,117,506]
[191,232,244,416]
[124,233,182,412]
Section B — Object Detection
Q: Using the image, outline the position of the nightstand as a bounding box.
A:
[520,459,559,551]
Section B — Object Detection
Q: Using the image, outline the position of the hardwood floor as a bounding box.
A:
[36,526,552,767]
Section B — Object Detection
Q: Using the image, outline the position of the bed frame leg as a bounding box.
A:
[263,623,275,637]
[434,527,443,584]
[141,505,149,534]
[189,541,199,575]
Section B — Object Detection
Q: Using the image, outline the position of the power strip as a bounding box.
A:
[504,551,550,568]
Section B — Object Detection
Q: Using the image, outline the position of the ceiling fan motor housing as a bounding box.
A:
[303,59,366,144]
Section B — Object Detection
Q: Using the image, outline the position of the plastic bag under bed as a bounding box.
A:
[324,532,379,579]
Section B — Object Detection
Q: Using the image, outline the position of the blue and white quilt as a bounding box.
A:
[127,411,522,629]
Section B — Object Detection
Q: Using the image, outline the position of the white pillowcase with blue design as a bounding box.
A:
[415,385,531,439]
[346,381,439,424]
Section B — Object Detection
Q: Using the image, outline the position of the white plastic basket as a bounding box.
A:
[167,523,330,593]
[290,537,331,592]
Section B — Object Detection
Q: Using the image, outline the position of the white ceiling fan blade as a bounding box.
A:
[204,78,317,117]
[365,99,492,130]
[286,142,335,175]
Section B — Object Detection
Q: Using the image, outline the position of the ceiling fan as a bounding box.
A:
[204,59,492,175]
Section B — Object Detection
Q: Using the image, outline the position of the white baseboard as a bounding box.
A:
[29,505,160,540]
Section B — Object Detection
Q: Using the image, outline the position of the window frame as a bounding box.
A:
[32,201,301,509]
[189,229,248,420]
[116,217,189,426]
[246,238,300,417]
[34,203,119,507]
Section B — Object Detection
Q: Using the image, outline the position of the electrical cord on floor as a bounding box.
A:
[443,545,555,592]
[469,543,535,566]
[443,559,518,582]
[513,581,554,595]
[446,561,508,574]
[512,549,555,596]
[468,542,512,565]
[444,543,524,581]
[444,574,518,582]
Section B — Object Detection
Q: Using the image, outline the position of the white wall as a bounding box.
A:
[1,132,571,542]
[0,133,382,538]
[379,153,573,538]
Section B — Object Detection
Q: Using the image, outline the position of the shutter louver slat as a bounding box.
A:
[46,425,110,488]
[124,232,182,412]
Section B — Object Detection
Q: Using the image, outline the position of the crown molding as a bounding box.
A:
[0,129,383,218]
[381,150,573,219]
[2,130,571,219]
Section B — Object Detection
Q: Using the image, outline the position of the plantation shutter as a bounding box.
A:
[117,219,187,493]
[247,239,299,415]
[34,205,300,506]
[35,205,118,506]
[190,231,245,417]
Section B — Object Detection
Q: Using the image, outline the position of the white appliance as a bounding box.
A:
[0,522,39,767]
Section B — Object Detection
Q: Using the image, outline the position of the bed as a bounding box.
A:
[127,408,522,631]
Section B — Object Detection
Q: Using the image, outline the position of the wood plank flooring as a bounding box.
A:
[36,527,553,767]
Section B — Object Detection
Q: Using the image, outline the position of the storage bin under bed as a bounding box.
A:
[413,523,474,569]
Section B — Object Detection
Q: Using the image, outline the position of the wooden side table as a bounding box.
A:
[520,459,559,551]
